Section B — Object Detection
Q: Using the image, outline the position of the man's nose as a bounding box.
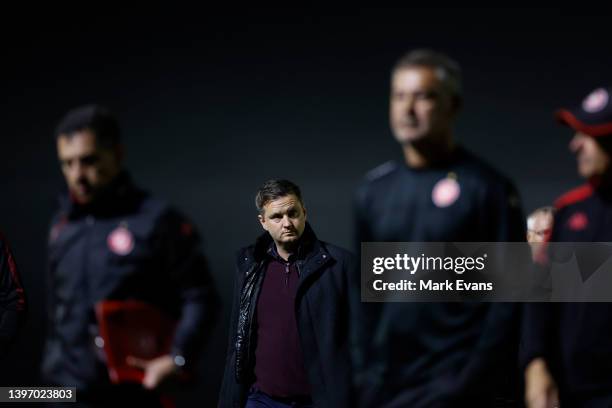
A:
[404,96,416,115]
[70,162,85,181]
[281,215,291,227]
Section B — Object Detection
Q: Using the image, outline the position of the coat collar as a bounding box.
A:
[251,222,321,263]
[58,171,146,219]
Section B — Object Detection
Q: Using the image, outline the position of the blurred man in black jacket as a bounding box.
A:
[354,49,524,407]
[42,105,218,407]
[220,180,358,408]
[523,86,612,408]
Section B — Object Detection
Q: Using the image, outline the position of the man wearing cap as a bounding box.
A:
[42,105,219,407]
[526,206,555,258]
[353,49,525,407]
[523,87,612,408]
[219,179,357,408]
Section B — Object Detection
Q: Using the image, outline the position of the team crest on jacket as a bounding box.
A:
[567,212,589,231]
[107,226,134,255]
[432,176,461,208]
[582,88,609,113]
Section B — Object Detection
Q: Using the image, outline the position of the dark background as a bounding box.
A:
[2,7,611,406]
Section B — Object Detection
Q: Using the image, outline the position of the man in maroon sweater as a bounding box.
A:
[219,179,357,408]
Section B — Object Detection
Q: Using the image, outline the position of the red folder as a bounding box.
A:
[95,300,177,384]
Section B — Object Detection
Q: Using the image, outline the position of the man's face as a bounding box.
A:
[390,66,457,145]
[527,213,553,244]
[57,129,122,204]
[569,132,611,179]
[258,194,307,247]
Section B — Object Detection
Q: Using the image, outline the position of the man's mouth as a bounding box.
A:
[73,183,92,196]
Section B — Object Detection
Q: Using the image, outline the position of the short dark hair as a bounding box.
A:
[55,105,121,148]
[255,179,303,213]
[393,49,462,100]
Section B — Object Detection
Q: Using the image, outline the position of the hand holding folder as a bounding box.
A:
[95,300,177,384]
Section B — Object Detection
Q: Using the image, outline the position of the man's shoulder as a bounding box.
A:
[235,244,256,262]
[49,208,68,226]
[235,234,267,271]
[362,161,399,183]
[554,184,594,210]
[138,193,171,216]
[453,149,523,212]
[320,241,356,264]
[138,194,191,225]
[133,195,203,243]
[551,184,598,242]
[457,148,516,187]
[356,161,400,201]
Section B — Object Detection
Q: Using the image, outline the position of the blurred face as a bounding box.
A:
[527,213,553,244]
[390,66,457,145]
[258,194,307,248]
[57,129,122,204]
[569,132,611,179]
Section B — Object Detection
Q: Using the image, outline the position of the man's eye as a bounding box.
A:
[81,156,99,166]
[422,91,439,100]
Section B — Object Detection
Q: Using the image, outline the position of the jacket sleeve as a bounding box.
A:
[0,233,26,353]
[520,303,557,370]
[153,210,219,369]
[480,179,526,242]
[344,249,368,407]
[455,303,521,395]
[218,254,245,408]
[353,183,373,252]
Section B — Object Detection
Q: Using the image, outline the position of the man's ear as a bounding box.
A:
[303,206,307,222]
[258,214,267,231]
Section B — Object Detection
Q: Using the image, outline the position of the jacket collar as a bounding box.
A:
[59,171,146,219]
[251,222,322,264]
[245,222,334,294]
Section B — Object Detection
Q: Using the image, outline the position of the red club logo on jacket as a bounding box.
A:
[582,88,609,113]
[567,212,589,231]
[432,176,461,208]
[107,226,134,256]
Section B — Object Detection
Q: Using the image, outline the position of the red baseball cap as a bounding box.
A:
[556,87,612,137]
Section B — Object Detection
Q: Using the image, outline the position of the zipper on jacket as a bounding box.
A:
[242,260,265,378]
[284,262,290,286]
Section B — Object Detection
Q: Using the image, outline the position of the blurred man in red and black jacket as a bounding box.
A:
[0,232,26,353]
[523,86,612,408]
[42,105,219,407]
